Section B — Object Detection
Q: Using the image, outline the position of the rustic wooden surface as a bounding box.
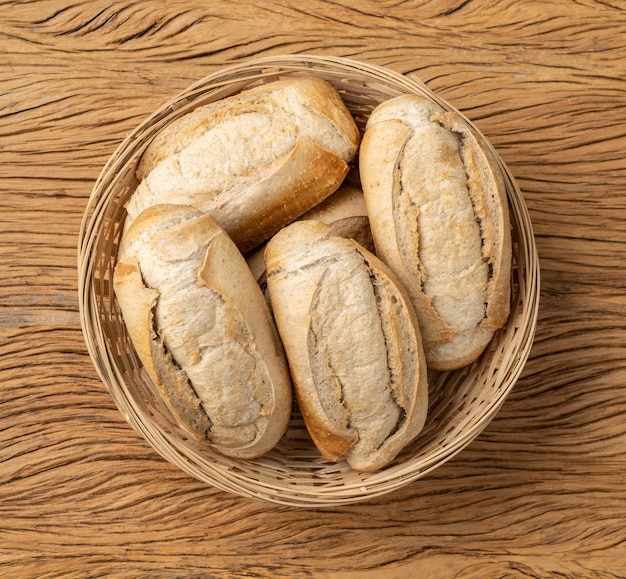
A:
[2,0,626,576]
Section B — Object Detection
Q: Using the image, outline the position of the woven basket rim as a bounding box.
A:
[78,54,540,507]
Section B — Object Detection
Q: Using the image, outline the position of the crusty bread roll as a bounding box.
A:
[245,180,374,284]
[113,204,292,459]
[359,94,512,371]
[125,77,360,253]
[265,220,428,472]
[299,179,374,254]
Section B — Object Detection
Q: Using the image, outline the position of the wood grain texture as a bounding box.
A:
[2,0,626,576]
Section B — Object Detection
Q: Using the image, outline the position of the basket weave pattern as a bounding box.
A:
[78,55,540,507]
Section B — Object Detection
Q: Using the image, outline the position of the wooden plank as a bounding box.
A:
[1,0,626,575]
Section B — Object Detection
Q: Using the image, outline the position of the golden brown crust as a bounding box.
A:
[128,77,360,253]
[360,94,512,371]
[219,136,350,253]
[114,204,293,459]
[294,386,358,463]
[265,220,427,471]
[245,182,374,283]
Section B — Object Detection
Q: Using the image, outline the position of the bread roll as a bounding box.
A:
[299,179,374,254]
[125,77,360,253]
[265,220,428,472]
[359,94,512,371]
[245,180,374,284]
[113,204,292,459]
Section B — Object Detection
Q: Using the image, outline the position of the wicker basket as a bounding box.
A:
[78,54,540,507]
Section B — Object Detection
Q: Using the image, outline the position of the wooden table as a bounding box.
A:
[2,1,625,576]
